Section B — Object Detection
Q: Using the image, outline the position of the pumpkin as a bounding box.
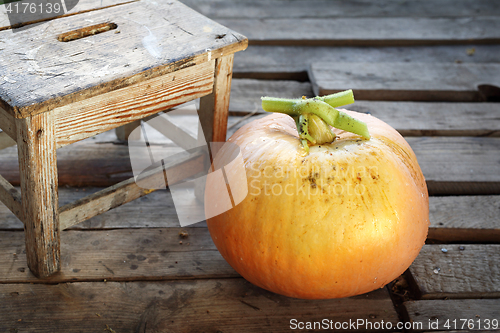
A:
[205,93,429,299]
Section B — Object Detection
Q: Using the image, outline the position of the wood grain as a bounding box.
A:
[0,279,398,332]
[428,196,500,243]
[408,245,500,299]
[16,113,60,278]
[405,299,500,331]
[55,60,215,148]
[309,62,500,101]
[0,0,247,118]
[218,17,500,46]
[199,54,235,143]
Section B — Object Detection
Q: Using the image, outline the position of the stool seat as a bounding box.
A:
[0,0,247,278]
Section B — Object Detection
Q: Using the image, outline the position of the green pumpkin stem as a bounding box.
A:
[261,90,370,150]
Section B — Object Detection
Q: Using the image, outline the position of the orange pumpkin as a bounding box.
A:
[206,110,429,299]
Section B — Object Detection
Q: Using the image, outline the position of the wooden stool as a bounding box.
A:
[0,0,247,278]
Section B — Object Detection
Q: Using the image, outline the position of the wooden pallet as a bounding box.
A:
[0,0,499,331]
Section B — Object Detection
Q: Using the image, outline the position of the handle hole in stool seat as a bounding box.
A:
[57,22,117,42]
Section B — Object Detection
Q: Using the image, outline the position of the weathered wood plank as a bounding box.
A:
[0,0,135,31]
[182,0,500,19]
[352,101,500,137]
[408,245,500,299]
[428,196,500,243]
[0,228,234,283]
[0,0,247,118]
[229,79,500,137]
[199,54,235,144]
[405,299,500,331]
[405,136,500,195]
[55,60,214,148]
[233,45,500,80]
[16,112,60,278]
[218,17,500,46]
[309,62,500,101]
[0,279,398,332]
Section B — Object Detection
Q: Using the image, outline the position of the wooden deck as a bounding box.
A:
[0,0,499,331]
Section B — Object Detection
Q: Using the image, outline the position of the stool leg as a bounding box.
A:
[199,54,234,144]
[196,54,235,200]
[16,113,60,278]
